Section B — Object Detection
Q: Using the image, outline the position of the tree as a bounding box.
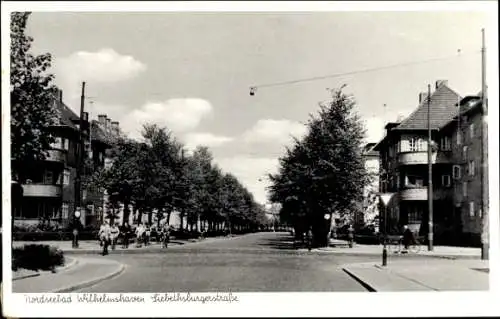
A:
[10,12,57,180]
[269,87,370,247]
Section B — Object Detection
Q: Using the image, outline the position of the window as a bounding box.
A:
[440,136,451,151]
[407,206,423,224]
[63,138,69,150]
[453,165,461,179]
[469,201,475,217]
[469,161,475,176]
[469,123,475,139]
[63,169,70,185]
[62,203,69,219]
[405,175,424,188]
[456,131,462,145]
[50,137,64,149]
[462,181,468,197]
[409,138,416,152]
[417,138,426,151]
[441,175,451,187]
[462,146,468,161]
[43,170,53,185]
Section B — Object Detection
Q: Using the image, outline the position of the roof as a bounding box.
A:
[362,143,379,157]
[392,84,461,131]
[53,99,79,130]
[440,95,483,131]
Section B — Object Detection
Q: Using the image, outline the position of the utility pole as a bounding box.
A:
[74,82,86,213]
[72,81,85,249]
[427,84,434,251]
[480,28,489,260]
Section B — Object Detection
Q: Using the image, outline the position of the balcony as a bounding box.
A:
[45,149,65,163]
[22,184,62,197]
[397,151,452,166]
[399,187,452,201]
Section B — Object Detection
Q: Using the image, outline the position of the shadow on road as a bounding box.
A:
[256,233,298,250]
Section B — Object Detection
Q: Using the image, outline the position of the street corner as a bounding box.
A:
[52,258,126,293]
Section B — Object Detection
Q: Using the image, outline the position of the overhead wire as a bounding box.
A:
[249,49,480,92]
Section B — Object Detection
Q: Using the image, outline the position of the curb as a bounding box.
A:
[316,248,480,260]
[342,267,377,292]
[12,273,41,281]
[52,262,126,293]
[12,257,79,281]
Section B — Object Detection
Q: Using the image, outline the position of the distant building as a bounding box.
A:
[361,143,380,227]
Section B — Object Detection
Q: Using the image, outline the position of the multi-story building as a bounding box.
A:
[12,90,113,228]
[12,89,88,227]
[440,93,485,245]
[373,80,461,239]
[361,143,380,228]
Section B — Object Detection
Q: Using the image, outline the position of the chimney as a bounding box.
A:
[98,114,107,126]
[419,92,428,104]
[111,121,119,134]
[106,118,111,132]
[435,80,448,89]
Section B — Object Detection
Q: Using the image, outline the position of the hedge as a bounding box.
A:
[12,244,65,272]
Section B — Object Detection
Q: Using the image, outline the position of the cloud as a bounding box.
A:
[215,156,280,205]
[242,119,308,145]
[57,48,147,84]
[54,48,147,106]
[119,98,213,139]
[183,132,234,151]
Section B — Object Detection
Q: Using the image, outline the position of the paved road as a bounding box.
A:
[75,232,379,292]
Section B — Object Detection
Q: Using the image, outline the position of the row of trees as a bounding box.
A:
[268,88,372,247]
[86,124,269,233]
[10,12,269,233]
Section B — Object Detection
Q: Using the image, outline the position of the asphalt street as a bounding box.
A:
[76,232,379,292]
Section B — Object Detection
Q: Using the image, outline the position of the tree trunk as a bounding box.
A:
[122,200,130,226]
[167,210,171,225]
[147,210,153,226]
[180,212,184,230]
[137,208,143,226]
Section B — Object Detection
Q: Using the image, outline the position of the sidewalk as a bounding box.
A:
[12,234,244,255]
[12,239,185,255]
[314,240,481,259]
[342,259,489,291]
[12,257,125,293]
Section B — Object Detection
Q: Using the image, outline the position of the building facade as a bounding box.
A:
[440,94,485,245]
[373,80,461,240]
[12,90,111,229]
[361,143,380,228]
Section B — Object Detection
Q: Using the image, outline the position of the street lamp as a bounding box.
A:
[379,193,394,266]
[72,208,81,248]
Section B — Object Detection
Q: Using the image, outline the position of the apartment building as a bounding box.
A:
[12,90,114,228]
[373,80,461,240]
[440,94,485,245]
[12,90,87,226]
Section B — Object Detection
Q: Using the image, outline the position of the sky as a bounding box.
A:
[19,6,494,204]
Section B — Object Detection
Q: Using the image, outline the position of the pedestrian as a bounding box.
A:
[307,229,313,251]
[136,223,145,248]
[162,224,170,248]
[121,222,131,248]
[145,223,151,246]
[347,225,355,248]
[402,225,414,253]
[110,223,120,250]
[98,221,111,256]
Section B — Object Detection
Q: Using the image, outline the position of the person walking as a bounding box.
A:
[98,221,111,256]
[307,228,313,252]
[110,223,120,250]
[402,225,415,253]
[135,223,145,248]
[144,223,151,246]
[162,224,170,248]
[121,222,131,249]
[347,225,355,248]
